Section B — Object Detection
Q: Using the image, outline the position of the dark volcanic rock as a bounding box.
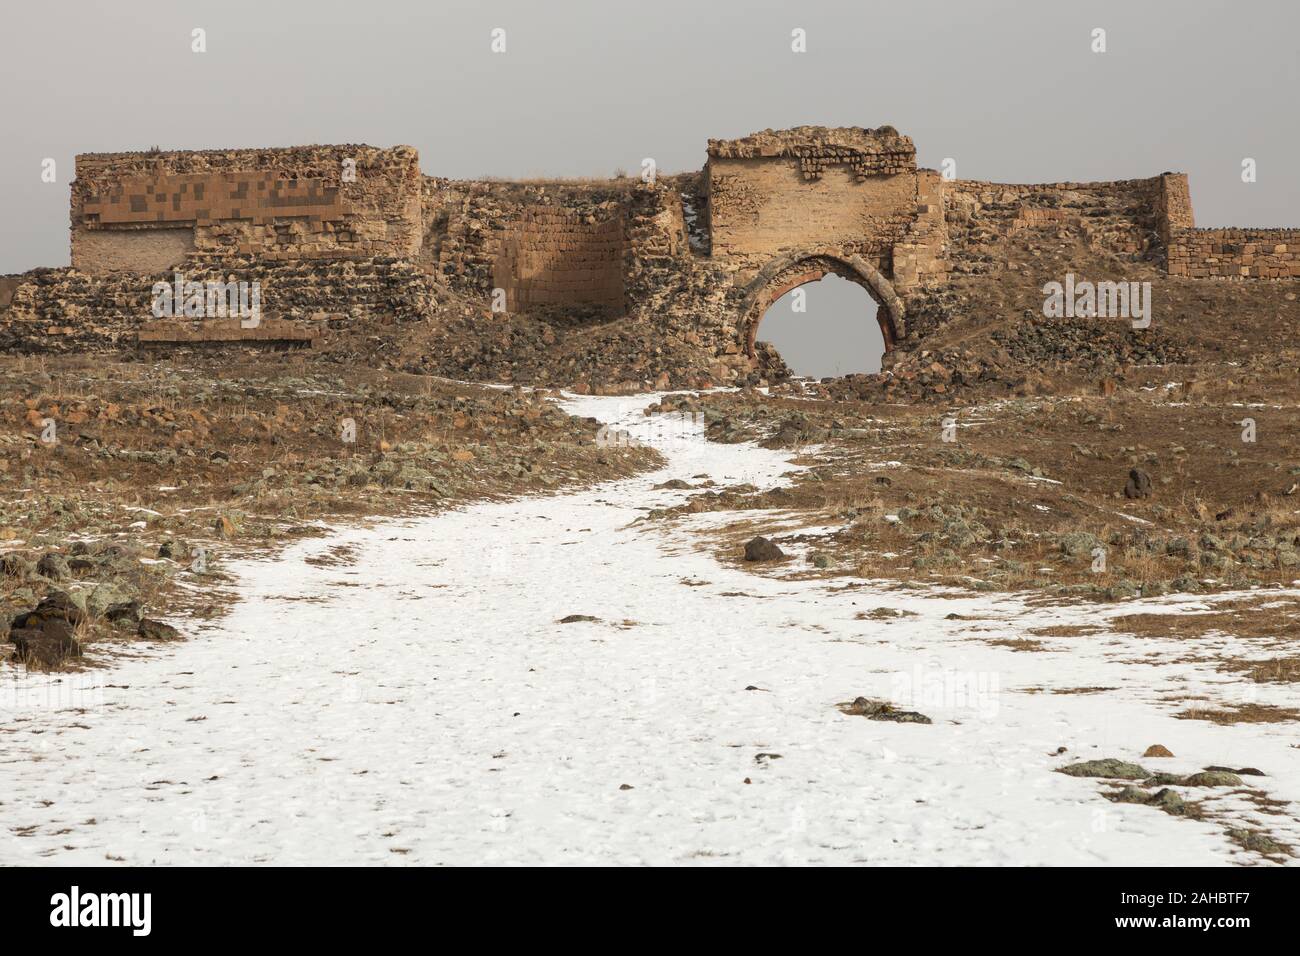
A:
[137,618,182,641]
[12,592,86,629]
[744,536,785,562]
[10,625,82,667]
[36,552,71,580]
[1056,758,1150,779]
[1124,468,1153,499]
[840,696,932,724]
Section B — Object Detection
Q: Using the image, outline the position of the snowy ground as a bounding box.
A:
[2,393,1298,865]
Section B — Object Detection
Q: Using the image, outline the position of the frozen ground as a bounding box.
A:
[2,394,1297,865]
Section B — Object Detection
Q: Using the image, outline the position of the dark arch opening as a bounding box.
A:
[755,274,886,377]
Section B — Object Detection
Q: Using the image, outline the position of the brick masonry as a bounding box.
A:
[494,206,626,312]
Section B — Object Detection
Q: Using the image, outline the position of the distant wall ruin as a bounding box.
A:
[4,125,1296,363]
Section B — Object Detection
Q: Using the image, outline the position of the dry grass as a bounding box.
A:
[1112,597,1300,643]
[1175,703,1300,725]
[1029,624,1106,637]
[652,384,1300,603]
[983,637,1047,652]
[1219,656,1300,684]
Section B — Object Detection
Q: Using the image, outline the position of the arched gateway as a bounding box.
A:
[736,250,907,359]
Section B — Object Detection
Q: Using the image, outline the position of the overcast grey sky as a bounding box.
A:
[2,0,1297,282]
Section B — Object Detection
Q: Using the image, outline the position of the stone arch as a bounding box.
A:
[737,250,906,359]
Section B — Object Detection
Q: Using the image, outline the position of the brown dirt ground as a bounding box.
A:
[0,353,658,669]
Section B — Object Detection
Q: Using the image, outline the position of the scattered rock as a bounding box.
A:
[558,614,600,624]
[1204,765,1264,777]
[137,618,181,641]
[11,591,86,629]
[743,536,785,562]
[35,552,71,580]
[1180,770,1243,787]
[840,696,932,724]
[1142,744,1174,758]
[9,622,81,667]
[1124,468,1153,499]
[1056,758,1150,779]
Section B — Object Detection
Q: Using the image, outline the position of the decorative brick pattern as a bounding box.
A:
[71,145,422,273]
[83,172,350,226]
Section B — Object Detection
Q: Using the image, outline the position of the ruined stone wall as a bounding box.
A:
[0,275,24,310]
[4,256,434,353]
[424,179,639,299]
[423,176,691,317]
[941,177,1166,273]
[8,126,1297,371]
[494,206,626,312]
[1167,228,1300,278]
[72,145,422,273]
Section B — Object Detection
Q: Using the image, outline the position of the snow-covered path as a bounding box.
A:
[2,394,1298,865]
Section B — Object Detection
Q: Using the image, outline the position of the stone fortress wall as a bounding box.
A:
[4,126,1299,358]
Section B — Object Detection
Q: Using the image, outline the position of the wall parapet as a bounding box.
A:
[707,126,916,178]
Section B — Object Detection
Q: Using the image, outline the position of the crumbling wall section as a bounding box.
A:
[941,177,1166,276]
[3,256,434,353]
[705,126,919,277]
[426,179,644,305]
[1156,173,1195,244]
